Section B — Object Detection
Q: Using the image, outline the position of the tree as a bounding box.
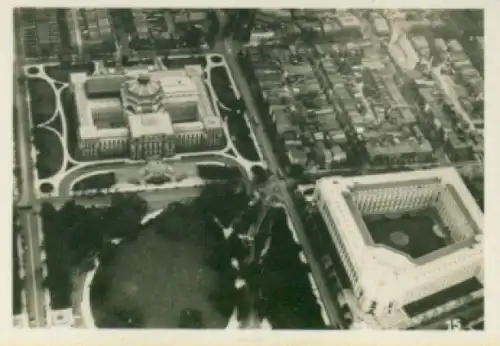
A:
[103,306,144,328]
[178,308,204,328]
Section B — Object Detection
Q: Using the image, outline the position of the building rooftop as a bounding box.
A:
[315,167,483,298]
[336,14,361,29]
[70,64,219,140]
[127,111,174,137]
[85,75,127,96]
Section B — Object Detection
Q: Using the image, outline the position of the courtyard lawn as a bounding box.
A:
[363,209,449,260]
[27,78,56,126]
[33,127,64,179]
[90,203,231,328]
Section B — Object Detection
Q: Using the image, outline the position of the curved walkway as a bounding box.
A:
[81,259,98,328]
[24,63,71,192]
[44,151,253,202]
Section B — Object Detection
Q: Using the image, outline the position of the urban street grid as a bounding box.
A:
[12,8,484,330]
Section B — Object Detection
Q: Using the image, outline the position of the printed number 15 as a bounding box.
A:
[446,319,462,330]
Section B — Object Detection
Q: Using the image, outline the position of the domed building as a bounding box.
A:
[121,74,176,160]
[70,64,225,161]
[121,75,164,114]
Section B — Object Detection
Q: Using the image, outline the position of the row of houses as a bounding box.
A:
[19,8,67,61]
[414,86,477,162]
[311,43,437,166]
[246,44,348,171]
[66,9,115,56]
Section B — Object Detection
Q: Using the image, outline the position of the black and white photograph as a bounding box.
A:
[12,8,485,331]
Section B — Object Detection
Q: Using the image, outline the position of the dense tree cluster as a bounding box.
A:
[41,193,148,309]
[100,306,145,328]
[257,208,325,329]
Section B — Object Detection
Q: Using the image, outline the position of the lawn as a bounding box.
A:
[162,56,207,70]
[90,203,231,328]
[73,172,117,191]
[46,111,63,134]
[27,78,56,126]
[44,63,96,83]
[33,127,64,179]
[61,88,79,160]
[363,209,449,259]
[227,114,260,162]
[210,66,236,107]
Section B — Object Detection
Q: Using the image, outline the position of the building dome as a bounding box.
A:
[121,74,164,114]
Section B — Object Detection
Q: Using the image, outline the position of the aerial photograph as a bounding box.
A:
[12,8,484,330]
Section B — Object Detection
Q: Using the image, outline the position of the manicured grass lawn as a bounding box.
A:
[33,127,64,179]
[210,66,235,107]
[27,78,56,126]
[73,172,117,191]
[227,114,260,162]
[91,204,230,328]
[162,56,207,69]
[61,88,79,159]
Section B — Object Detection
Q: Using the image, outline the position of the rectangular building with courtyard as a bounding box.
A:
[314,167,483,329]
[70,63,225,161]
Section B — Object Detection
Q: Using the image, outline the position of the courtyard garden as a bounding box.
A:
[363,209,450,259]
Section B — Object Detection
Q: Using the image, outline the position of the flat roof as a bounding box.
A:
[403,277,482,317]
[127,111,174,137]
[71,64,220,140]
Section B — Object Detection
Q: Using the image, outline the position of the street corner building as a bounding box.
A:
[314,167,483,329]
[69,64,225,161]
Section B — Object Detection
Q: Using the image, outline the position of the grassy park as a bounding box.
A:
[90,201,232,328]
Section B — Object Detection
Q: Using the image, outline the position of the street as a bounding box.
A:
[218,33,344,328]
[50,186,203,212]
[14,9,47,327]
[13,10,482,329]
